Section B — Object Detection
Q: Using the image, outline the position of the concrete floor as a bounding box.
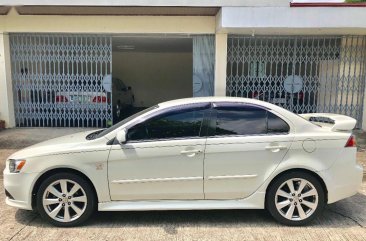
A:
[0,128,366,240]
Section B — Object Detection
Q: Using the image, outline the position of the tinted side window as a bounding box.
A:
[267,112,290,133]
[215,106,267,135]
[128,108,205,141]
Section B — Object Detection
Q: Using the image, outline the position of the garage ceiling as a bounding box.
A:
[112,36,193,53]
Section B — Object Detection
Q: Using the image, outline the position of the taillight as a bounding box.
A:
[55,95,68,102]
[92,96,110,103]
[345,135,357,148]
[252,91,259,98]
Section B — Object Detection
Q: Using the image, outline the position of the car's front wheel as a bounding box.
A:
[266,171,325,226]
[36,172,96,227]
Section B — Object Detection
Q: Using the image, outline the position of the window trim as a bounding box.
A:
[110,101,292,144]
[212,102,269,110]
[125,136,207,144]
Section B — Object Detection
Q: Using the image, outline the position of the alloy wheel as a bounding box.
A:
[42,179,87,223]
[275,178,319,221]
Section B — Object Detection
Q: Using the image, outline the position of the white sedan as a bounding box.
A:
[3,97,363,227]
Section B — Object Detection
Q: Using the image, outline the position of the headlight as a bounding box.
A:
[8,159,26,173]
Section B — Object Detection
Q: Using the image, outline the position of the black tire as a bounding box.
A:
[266,171,325,226]
[36,172,96,227]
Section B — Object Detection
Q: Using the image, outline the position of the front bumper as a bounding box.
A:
[3,171,39,210]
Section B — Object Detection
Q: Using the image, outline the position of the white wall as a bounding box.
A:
[112,51,192,107]
[214,33,227,96]
[218,7,366,35]
[0,9,215,34]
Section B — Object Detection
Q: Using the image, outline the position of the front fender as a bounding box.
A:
[24,150,111,204]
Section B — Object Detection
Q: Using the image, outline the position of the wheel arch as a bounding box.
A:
[265,168,328,206]
[31,167,99,210]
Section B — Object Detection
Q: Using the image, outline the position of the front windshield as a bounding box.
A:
[95,105,158,139]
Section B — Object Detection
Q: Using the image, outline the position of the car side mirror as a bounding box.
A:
[116,129,127,144]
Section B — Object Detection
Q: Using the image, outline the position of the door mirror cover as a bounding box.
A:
[116,129,127,144]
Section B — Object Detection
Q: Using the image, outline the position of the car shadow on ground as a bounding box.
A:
[14,193,366,231]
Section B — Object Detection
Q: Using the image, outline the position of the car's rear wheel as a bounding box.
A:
[36,173,96,227]
[266,171,325,226]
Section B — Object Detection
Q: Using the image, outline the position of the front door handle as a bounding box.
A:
[265,145,287,152]
[180,149,202,157]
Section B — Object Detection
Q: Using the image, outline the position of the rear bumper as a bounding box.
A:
[318,158,363,204]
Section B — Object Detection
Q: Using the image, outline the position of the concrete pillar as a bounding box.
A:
[214,33,227,96]
[0,33,15,128]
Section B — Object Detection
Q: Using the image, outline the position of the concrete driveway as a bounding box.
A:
[0,128,366,241]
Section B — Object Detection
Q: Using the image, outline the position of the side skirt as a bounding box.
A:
[98,192,265,211]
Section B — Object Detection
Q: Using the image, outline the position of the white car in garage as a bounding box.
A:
[3,97,363,226]
[54,77,134,120]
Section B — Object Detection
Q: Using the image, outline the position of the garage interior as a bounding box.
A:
[112,35,193,120]
[9,33,214,127]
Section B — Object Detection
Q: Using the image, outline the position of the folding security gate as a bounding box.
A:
[10,34,113,127]
[227,35,366,128]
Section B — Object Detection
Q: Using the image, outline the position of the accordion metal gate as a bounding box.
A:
[10,33,113,127]
[227,35,366,128]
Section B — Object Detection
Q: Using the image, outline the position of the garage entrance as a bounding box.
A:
[10,34,113,127]
[111,35,215,121]
[10,33,215,127]
[227,35,366,128]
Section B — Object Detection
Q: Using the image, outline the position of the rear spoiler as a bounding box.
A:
[299,113,356,131]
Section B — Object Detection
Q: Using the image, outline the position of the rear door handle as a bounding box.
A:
[180,149,202,154]
[265,145,287,152]
[180,149,202,157]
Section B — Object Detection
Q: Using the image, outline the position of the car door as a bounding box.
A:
[204,102,294,199]
[108,103,210,200]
